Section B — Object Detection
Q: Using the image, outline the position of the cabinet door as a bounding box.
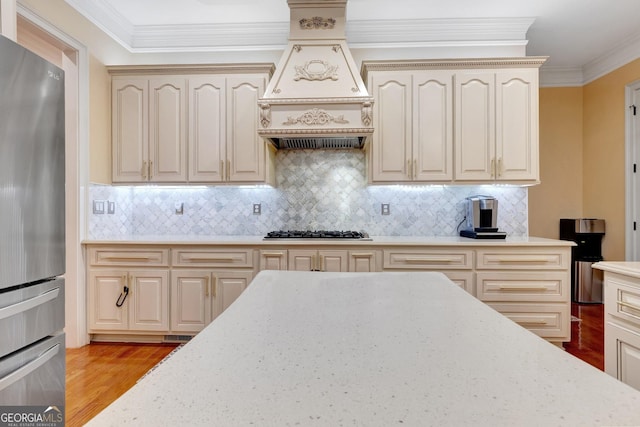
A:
[318,250,348,272]
[171,270,212,333]
[349,251,380,272]
[495,69,539,181]
[226,76,266,182]
[413,71,453,181]
[260,250,288,270]
[88,270,129,331]
[129,270,170,331]
[112,78,148,183]
[368,72,412,182]
[148,76,187,182]
[188,76,225,182]
[213,271,253,318]
[605,322,640,391]
[288,249,316,271]
[454,71,495,181]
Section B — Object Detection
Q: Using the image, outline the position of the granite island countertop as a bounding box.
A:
[86,271,639,426]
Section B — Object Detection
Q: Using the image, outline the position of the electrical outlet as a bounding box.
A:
[175,202,184,215]
[107,201,116,214]
[253,203,261,215]
[381,203,390,215]
[92,200,105,214]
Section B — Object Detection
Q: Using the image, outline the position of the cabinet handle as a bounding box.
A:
[490,256,552,264]
[320,255,325,272]
[129,274,133,294]
[103,256,152,262]
[182,256,235,262]
[352,252,374,258]
[407,159,412,179]
[227,160,231,181]
[220,160,225,180]
[498,157,503,177]
[262,251,285,257]
[141,161,147,179]
[149,161,153,179]
[212,276,217,298]
[205,276,209,297]
[617,300,640,313]
[414,159,417,179]
[498,285,548,291]
[515,320,548,326]
[490,158,495,178]
[402,257,457,263]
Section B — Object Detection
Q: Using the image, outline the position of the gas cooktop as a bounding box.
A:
[264,230,371,240]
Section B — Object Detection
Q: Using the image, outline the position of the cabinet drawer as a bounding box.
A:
[476,272,567,302]
[604,273,640,328]
[383,249,473,270]
[476,248,569,270]
[88,247,169,267]
[172,248,254,268]
[487,302,570,339]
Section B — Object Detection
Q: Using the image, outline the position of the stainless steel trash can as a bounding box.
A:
[575,260,604,303]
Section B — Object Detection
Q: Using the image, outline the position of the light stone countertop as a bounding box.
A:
[82,235,574,246]
[593,261,640,279]
[87,271,640,426]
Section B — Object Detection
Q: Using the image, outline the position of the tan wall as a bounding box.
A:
[529,87,584,239]
[89,55,111,183]
[582,58,640,260]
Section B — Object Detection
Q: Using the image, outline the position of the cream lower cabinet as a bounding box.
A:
[170,248,255,335]
[382,248,474,294]
[475,247,571,345]
[288,249,348,272]
[260,250,288,270]
[86,247,171,337]
[602,270,640,391]
[171,269,253,333]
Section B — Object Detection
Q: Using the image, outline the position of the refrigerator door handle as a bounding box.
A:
[0,288,60,320]
[0,343,60,391]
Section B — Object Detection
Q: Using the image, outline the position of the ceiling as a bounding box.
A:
[63,0,640,86]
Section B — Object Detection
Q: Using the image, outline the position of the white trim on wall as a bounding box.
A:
[17,3,90,347]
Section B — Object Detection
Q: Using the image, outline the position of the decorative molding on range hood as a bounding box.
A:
[257,0,374,149]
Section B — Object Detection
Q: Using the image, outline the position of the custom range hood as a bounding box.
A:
[258,0,374,149]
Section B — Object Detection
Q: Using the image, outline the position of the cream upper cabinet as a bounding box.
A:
[367,71,452,183]
[112,76,187,183]
[226,76,270,183]
[188,76,225,182]
[454,68,540,183]
[109,65,275,185]
[453,70,496,181]
[362,58,544,185]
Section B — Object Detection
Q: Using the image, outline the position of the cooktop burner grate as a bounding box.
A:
[264,230,370,239]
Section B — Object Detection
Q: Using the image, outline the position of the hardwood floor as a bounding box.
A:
[564,302,605,370]
[65,342,179,427]
[66,303,604,425]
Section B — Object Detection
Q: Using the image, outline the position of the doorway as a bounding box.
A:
[626,79,640,260]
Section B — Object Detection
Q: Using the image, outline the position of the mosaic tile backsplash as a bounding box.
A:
[88,150,528,238]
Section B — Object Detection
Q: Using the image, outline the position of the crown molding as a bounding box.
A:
[64,0,133,49]
[539,66,584,88]
[582,31,640,84]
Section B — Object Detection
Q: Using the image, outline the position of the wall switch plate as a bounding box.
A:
[381,203,390,215]
[93,200,105,214]
[175,202,184,215]
[107,201,116,214]
[253,203,261,215]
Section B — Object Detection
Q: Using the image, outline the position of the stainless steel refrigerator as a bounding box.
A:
[0,34,66,407]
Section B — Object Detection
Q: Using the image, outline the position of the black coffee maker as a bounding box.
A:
[459,195,507,239]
